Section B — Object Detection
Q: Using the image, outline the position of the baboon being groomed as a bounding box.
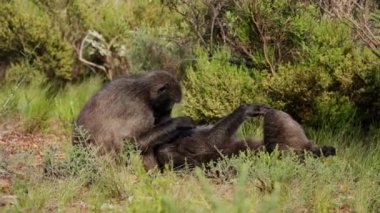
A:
[154,104,270,169]
[154,107,336,169]
[73,71,194,169]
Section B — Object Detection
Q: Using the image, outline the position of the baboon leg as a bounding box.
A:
[143,153,160,170]
[219,139,264,156]
[267,143,295,153]
[155,138,263,169]
[206,104,269,148]
[155,144,197,169]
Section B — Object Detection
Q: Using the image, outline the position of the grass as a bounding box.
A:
[1,129,379,212]
[0,76,103,133]
[0,80,379,212]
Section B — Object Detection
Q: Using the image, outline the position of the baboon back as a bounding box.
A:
[263,109,335,157]
[264,109,311,152]
[73,71,182,156]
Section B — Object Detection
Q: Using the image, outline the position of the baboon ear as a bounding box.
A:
[157,83,169,94]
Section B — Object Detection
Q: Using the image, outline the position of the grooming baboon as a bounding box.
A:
[73,71,194,169]
[263,109,336,157]
[154,107,336,169]
[154,104,270,169]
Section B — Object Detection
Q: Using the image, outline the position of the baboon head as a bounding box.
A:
[144,71,182,123]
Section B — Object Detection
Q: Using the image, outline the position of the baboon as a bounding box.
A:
[154,107,336,169]
[263,109,336,157]
[73,71,194,169]
[154,104,270,169]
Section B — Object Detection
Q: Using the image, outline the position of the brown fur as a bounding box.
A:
[73,71,192,169]
[154,107,335,169]
[263,109,336,157]
[154,104,269,169]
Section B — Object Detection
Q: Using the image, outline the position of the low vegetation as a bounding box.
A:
[1,115,379,211]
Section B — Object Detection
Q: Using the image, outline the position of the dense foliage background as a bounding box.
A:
[1,0,379,130]
[1,0,379,128]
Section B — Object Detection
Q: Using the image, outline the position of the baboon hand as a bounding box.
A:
[245,103,272,117]
[173,116,196,130]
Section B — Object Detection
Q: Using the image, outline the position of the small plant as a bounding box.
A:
[43,144,99,183]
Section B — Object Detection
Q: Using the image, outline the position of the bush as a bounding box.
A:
[163,0,321,71]
[0,0,378,130]
[166,0,380,128]
[262,64,358,126]
[126,28,186,73]
[182,49,267,123]
[262,17,379,126]
[0,0,193,85]
[5,60,45,85]
[0,0,74,82]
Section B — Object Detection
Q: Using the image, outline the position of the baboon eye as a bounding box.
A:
[158,84,169,94]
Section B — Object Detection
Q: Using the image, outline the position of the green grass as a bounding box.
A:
[1,128,379,212]
[0,79,379,212]
[0,76,103,133]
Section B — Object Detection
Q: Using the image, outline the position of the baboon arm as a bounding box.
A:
[136,120,182,153]
[206,105,248,147]
[155,143,196,169]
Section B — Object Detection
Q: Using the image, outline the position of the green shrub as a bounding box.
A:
[357,63,380,126]
[5,60,45,84]
[261,16,379,126]
[165,0,379,128]
[163,0,321,70]
[314,93,357,127]
[43,144,99,183]
[0,0,74,82]
[126,28,185,73]
[125,0,184,29]
[182,49,267,123]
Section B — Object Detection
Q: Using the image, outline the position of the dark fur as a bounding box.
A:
[73,71,193,169]
[154,104,269,169]
[263,109,336,157]
[154,107,336,169]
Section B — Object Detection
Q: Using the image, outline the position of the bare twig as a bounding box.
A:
[209,2,220,50]
[78,33,107,73]
[317,1,380,59]
[249,2,275,74]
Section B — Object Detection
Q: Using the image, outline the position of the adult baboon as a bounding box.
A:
[73,71,194,169]
[263,109,336,157]
[154,104,270,169]
[154,107,336,169]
